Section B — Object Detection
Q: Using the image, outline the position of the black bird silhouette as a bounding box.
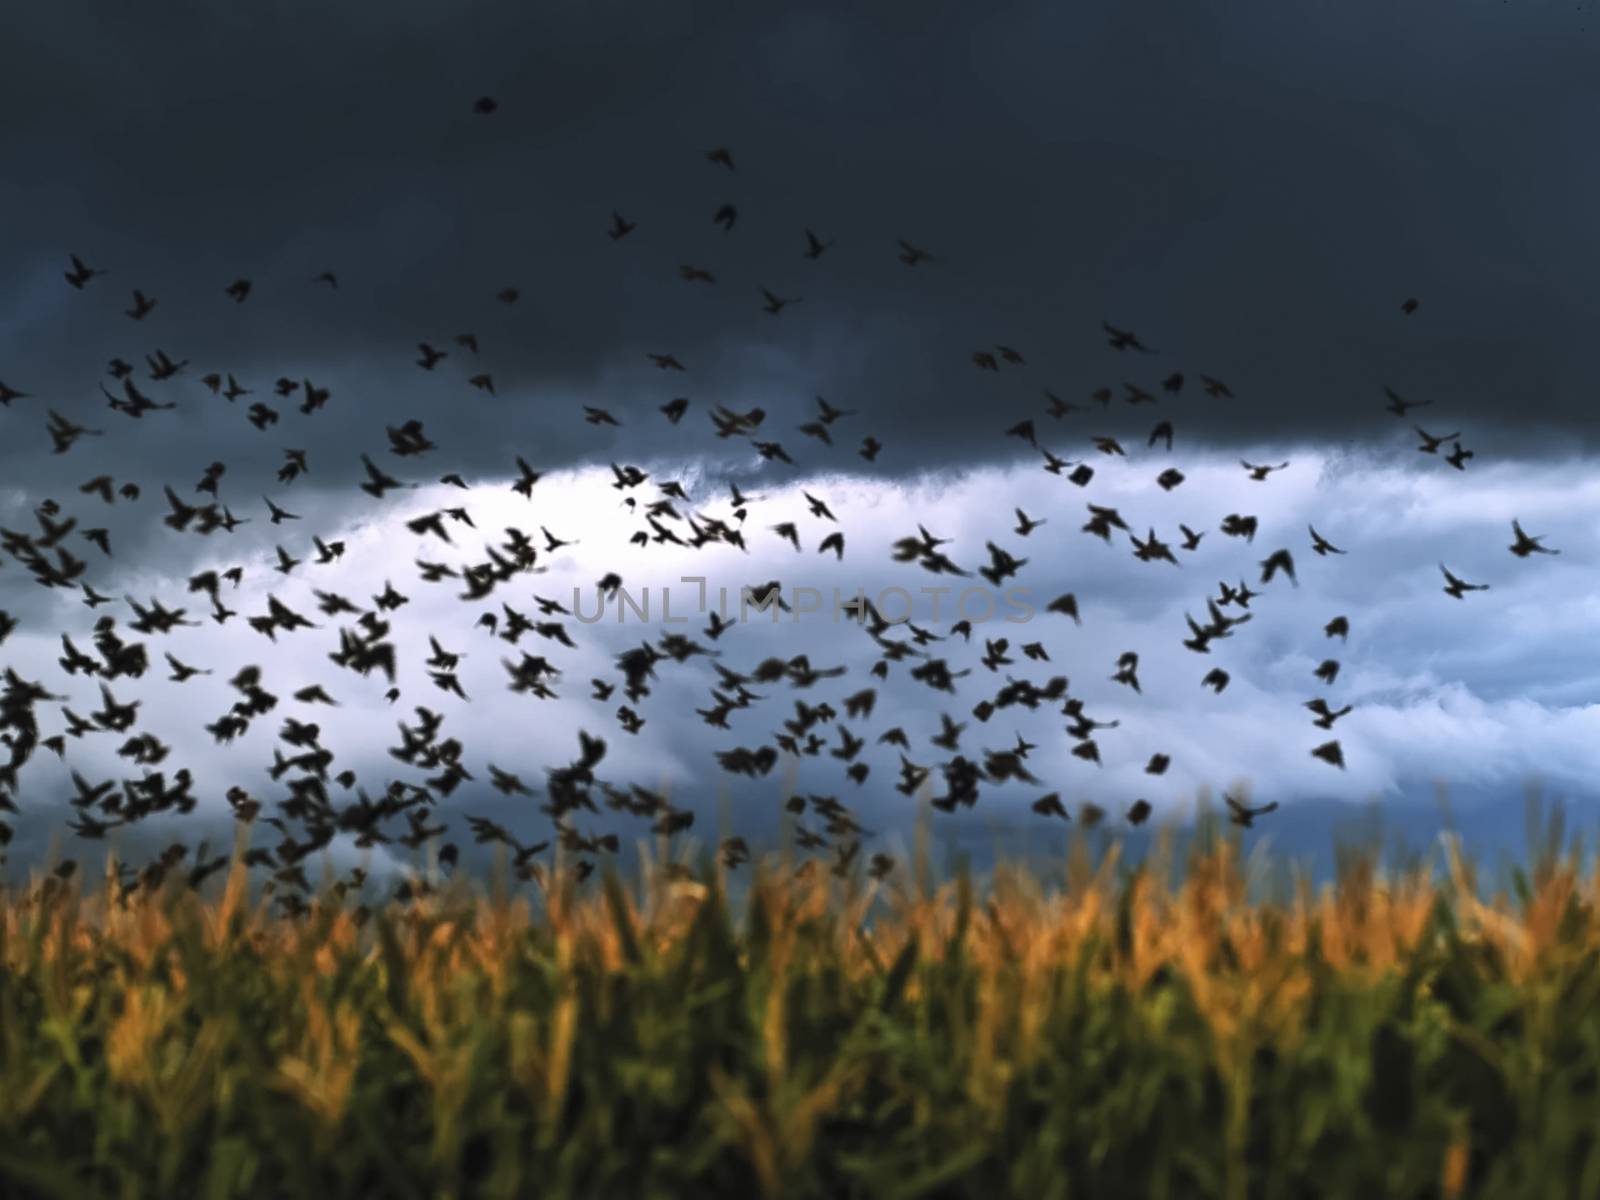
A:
[1220,514,1258,542]
[1305,699,1353,729]
[803,229,833,259]
[1101,321,1155,352]
[1259,548,1298,586]
[65,254,105,289]
[1383,386,1430,417]
[771,522,800,551]
[1044,390,1080,419]
[359,455,407,499]
[1440,563,1489,598]
[1308,525,1346,556]
[474,96,498,113]
[607,211,636,240]
[511,457,542,498]
[1130,528,1178,565]
[1032,793,1070,820]
[1242,459,1289,481]
[1046,593,1081,624]
[1310,740,1346,769]
[264,496,299,525]
[1413,425,1458,454]
[1509,520,1559,558]
[1225,792,1278,827]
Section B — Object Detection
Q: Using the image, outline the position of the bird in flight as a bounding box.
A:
[1259,548,1298,586]
[1101,321,1155,353]
[1508,520,1559,558]
[1241,459,1289,481]
[1225,792,1278,827]
[1383,386,1430,417]
[897,240,936,266]
[1411,425,1457,454]
[64,254,106,289]
[1308,525,1346,556]
[1013,509,1045,537]
[1305,699,1353,729]
[1440,563,1490,598]
[760,289,801,315]
[1130,528,1178,565]
[1310,740,1345,769]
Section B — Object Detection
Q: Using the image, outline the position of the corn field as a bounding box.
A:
[4,825,1600,1198]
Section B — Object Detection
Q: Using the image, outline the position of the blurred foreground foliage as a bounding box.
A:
[3,823,1600,1199]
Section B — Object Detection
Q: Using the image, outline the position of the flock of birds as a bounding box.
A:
[0,117,1568,909]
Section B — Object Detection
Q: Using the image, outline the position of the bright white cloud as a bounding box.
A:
[4,442,1596,869]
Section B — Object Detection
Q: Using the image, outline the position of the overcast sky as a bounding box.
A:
[2,0,1596,886]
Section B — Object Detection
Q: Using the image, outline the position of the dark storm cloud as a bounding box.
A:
[3,0,1597,516]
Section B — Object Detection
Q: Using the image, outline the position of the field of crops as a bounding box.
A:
[5,824,1600,1199]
